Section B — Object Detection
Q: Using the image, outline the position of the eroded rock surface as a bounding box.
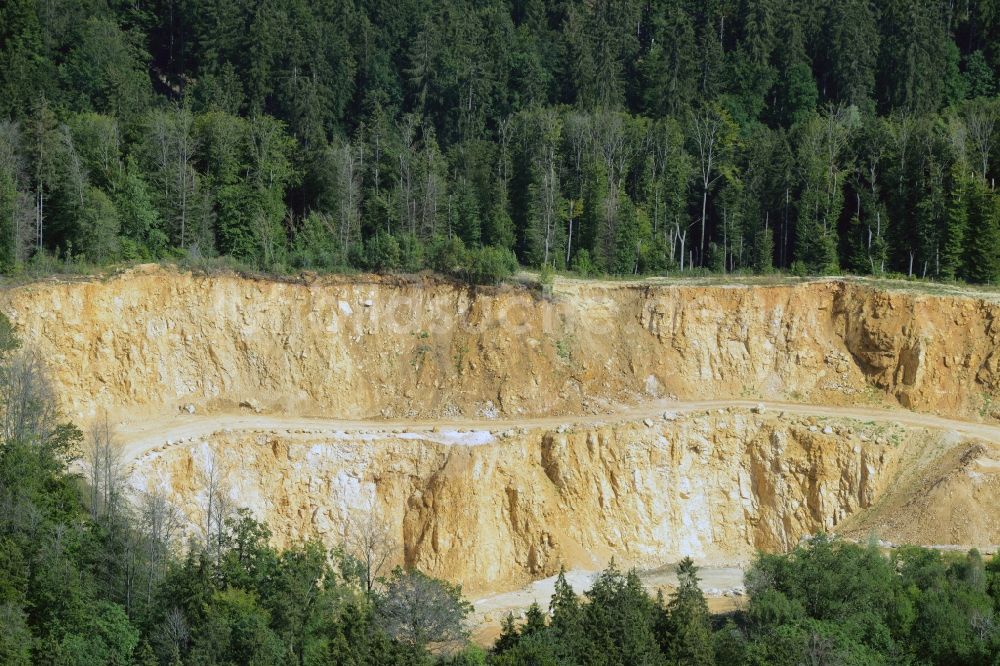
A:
[3,267,999,423]
[4,267,999,593]
[129,412,904,594]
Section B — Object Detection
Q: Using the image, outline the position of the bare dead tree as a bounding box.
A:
[962,99,998,181]
[590,110,631,264]
[397,115,419,236]
[689,108,726,264]
[420,137,445,239]
[855,118,891,273]
[27,103,61,251]
[147,108,199,248]
[563,112,589,265]
[85,414,151,618]
[805,629,842,665]
[345,500,398,593]
[59,124,87,210]
[196,453,234,565]
[155,607,190,659]
[332,137,362,262]
[821,105,853,233]
[87,412,125,522]
[497,115,514,191]
[376,568,472,651]
[0,121,35,266]
[11,190,34,265]
[140,491,182,606]
[971,609,997,642]
[0,348,60,445]
[531,108,562,267]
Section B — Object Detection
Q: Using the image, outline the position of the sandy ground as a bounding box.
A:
[116,398,1000,466]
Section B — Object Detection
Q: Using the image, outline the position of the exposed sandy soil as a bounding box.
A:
[839,433,1000,550]
[116,398,1000,467]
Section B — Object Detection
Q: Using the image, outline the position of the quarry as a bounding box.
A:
[3,265,999,601]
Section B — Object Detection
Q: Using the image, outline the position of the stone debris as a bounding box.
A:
[479,401,500,419]
[240,399,261,413]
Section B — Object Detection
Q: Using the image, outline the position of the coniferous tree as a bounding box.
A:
[964,176,1000,283]
[663,557,715,666]
[1,0,1000,283]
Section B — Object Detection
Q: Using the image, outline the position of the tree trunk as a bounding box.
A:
[700,186,708,266]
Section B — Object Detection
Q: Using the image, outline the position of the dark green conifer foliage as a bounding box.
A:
[964,177,1000,283]
[663,557,715,666]
[3,1,1000,279]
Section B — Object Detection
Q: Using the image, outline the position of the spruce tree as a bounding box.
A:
[665,557,715,666]
[549,567,586,661]
[493,612,521,654]
[941,165,969,280]
[522,602,546,637]
[964,176,1000,283]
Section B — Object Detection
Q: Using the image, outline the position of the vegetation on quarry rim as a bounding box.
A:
[9,258,1000,303]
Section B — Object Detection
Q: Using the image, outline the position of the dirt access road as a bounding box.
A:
[117,397,1000,466]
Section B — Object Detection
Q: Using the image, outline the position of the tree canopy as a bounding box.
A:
[3,1,1000,282]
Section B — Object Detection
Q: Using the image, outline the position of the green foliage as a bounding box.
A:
[735,536,1000,665]
[662,557,714,665]
[290,212,341,270]
[571,249,596,277]
[0,603,31,666]
[0,0,997,282]
[582,563,664,665]
[965,177,1000,283]
[485,540,1000,665]
[189,589,283,665]
[430,235,468,275]
[377,567,473,649]
[364,231,402,273]
[964,50,996,99]
[77,187,121,263]
[398,233,427,273]
[538,263,554,290]
[462,246,518,285]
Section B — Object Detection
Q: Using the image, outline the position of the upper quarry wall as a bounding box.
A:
[3,266,1000,423]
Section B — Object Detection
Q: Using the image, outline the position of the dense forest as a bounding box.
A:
[2,301,999,664]
[5,1,1000,280]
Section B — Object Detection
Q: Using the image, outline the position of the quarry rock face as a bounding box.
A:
[4,267,1000,424]
[2,266,999,593]
[129,414,903,594]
